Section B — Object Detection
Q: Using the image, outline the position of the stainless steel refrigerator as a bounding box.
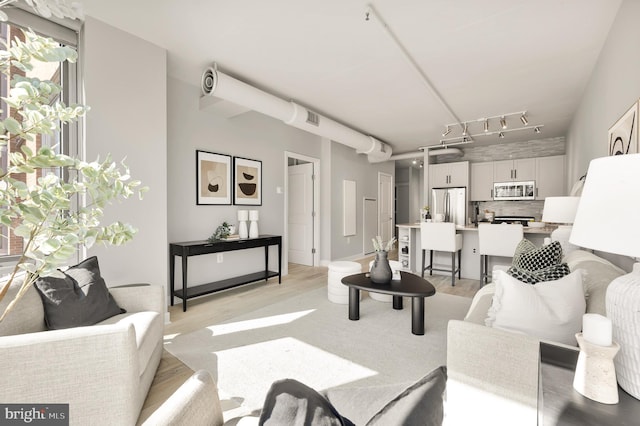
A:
[431,187,467,227]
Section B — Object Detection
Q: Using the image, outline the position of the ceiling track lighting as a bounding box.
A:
[438,111,541,144]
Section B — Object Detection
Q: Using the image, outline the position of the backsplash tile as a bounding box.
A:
[434,136,565,164]
[474,200,545,221]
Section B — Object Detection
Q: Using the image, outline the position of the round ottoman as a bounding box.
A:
[367,260,403,302]
[328,261,362,304]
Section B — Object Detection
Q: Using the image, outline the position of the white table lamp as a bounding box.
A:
[237,210,249,239]
[569,153,640,400]
[541,196,580,255]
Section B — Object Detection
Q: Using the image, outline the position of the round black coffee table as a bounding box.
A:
[341,271,436,335]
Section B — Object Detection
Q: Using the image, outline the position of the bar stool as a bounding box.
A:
[421,222,462,286]
[478,223,524,286]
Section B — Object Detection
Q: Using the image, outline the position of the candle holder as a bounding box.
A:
[237,210,249,239]
[572,333,620,404]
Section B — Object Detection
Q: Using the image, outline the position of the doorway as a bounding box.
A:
[285,152,320,267]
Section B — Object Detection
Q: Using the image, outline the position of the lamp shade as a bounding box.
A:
[569,154,640,258]
[541,196,580,224]
[249,210,259,221]
[237,210,249,221]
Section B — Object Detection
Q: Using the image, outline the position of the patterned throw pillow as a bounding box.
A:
[507,239,570,284]
[507,264,572,285]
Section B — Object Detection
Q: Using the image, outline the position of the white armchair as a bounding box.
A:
[0,278,165,426]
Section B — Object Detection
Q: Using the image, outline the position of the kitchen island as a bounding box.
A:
[396,223,554,281]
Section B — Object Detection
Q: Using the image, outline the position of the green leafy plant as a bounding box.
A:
[0,30,146,322]
[208,222,232,243]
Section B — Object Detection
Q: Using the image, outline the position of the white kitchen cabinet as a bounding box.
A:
[535,155,566,199]
[470,162,494,201]
[493,158,535,182]
[429,161,469,188]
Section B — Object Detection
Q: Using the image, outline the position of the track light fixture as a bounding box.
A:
[437,111,543,145]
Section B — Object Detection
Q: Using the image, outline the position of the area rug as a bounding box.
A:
[164,287,471,420]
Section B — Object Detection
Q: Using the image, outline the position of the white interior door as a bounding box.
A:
[288,162,314,266]
[379,172,393,244]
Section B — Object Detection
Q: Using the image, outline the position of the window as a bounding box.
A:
[0,9,79,261]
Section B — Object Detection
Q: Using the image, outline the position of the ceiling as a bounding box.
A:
[75,0,622,164]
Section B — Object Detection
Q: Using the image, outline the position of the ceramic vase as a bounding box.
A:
[370,250,392,284]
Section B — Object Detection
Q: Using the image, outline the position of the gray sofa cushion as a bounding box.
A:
[259,378,354,425]
[34,256,125,329]
[0,273,46,336]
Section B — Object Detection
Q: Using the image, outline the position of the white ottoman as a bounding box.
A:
[328,261,362,304]
[367,260,403,302]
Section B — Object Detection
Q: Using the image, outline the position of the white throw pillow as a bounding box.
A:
[485,270,586,345]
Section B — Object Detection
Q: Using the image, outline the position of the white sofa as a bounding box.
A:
[0,277,165,426]
[464,249,625,326]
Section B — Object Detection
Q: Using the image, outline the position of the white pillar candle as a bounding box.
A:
[582,313,612,347]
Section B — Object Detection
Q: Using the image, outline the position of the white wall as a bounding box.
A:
[330,142,394,260]
[565,0,638,271]
[566,0,640,183]
[82,17,168,289]
[167,77,322,286]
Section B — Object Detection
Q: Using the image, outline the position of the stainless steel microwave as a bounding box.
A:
[493,181,535,200]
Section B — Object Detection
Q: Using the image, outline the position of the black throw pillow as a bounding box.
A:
[34,256,125,330]
[259,378,354,426]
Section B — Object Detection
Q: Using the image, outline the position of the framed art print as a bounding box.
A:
[608,102,638,156]
[196,150,232,205]
[234,157,262,205]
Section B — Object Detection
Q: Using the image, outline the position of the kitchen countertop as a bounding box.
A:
[396,223,556,234]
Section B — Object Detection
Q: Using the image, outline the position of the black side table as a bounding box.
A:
[539,342,640,425]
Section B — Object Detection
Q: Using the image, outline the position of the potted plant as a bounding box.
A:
[0,30,145,322]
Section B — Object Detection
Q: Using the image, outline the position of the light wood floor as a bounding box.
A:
[137,254,480,424]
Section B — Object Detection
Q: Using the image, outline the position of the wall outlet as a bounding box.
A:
[473,248,476,254]
[217,253,223,263]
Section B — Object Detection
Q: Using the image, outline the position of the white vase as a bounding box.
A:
[238,221,248,239]
[249,220,259,238]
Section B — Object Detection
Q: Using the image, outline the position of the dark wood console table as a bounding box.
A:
[169,235,282,311]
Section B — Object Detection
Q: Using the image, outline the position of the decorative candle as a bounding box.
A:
[582,313,612,347]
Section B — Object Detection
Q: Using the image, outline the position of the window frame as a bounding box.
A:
[0,8,81,267]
